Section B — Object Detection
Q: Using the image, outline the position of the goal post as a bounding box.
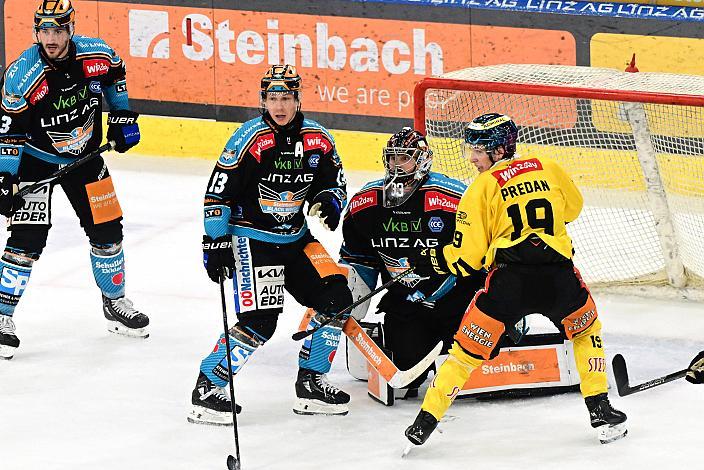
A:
[414,65,704,295]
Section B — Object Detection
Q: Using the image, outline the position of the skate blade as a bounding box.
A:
[292,398,348,416]
[0,344,17,360]
[598,423,628,444]
[106,321,149,338]
[187,406,233,426]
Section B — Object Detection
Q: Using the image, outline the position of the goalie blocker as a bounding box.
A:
[347,322,581,406]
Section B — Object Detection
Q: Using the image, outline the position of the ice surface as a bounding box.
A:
[1,156,702,470]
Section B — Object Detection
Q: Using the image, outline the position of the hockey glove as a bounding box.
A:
[107,110,140,153]
[314,277,353,318]
[686,351,704,384]
[202,235,236,283]
[0,172,18,217]
[415,247,449,278]
[308,192,342,231]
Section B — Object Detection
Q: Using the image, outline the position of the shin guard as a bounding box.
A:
[0,253,34,317]
[298,312,342,374]
[572,319,608,398]
[421,342,483,421]
[200,327,259,387]
[90,243,125,299]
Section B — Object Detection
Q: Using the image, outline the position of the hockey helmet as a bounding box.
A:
[34,0,75,32]
[464,113,518,160]
[260,65,302,100]
[382,127,433,208]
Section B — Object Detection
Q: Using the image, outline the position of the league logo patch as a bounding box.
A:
[428,216,444,233]
[89,81,102,93]
[258,183,308,222]
[379,252,423,288]
[46,110,95,155]
[308,154,320,168]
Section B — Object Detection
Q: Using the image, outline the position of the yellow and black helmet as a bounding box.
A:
[34,0,75,31]
[260,65,301,99]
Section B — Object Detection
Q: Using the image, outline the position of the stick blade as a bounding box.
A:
[226,455,240,470]
[611,353,631,397]
[388,341,443,388]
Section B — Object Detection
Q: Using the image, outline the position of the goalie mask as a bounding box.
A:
[382,127,433,208]
[464,113,518,162]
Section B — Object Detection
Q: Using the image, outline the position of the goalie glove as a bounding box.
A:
[308,191,342,231]
[686,351,704,384]
[202,235,236,283]
[107,110,140,153]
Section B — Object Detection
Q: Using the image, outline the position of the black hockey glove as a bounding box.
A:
[308,192,342,231]
[414,247,449,278]
[686,351,704,384]
[107,110,140,153]
[202,235,236,283]
[0,172,18,217]
[315,277,353,318]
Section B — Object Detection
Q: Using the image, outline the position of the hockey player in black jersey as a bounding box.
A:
[189,65,353,425]
[0,0,147,359]
[340,128,485,396]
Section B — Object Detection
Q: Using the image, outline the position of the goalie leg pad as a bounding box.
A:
[298,312,342,374]
[421,342,483,421]
[572,318,608,398]
[200,326,259,387]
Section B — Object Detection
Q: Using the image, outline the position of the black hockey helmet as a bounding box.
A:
[382,127,433,208]
[464,113,518,160]
[260,65,302,100]
[34,0,75,33]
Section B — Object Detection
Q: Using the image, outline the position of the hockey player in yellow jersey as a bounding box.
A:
[404,113,627,447]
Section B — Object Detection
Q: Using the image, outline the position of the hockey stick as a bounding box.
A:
[343,317,442,388]
[219,275,242,470]
[12,141,115,204]
[297,309,442,388]
[291,267,415,341]
[612,353,688,397]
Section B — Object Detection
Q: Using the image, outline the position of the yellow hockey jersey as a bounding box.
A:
[444,155,583,274]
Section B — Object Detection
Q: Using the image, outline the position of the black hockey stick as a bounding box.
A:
[12,141,115,204]
[291,267,415,341]
[612,353,688,397]
[219,274,242,470]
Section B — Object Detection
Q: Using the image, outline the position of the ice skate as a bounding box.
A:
[0,315,19,360]
[102,296,149,338]
[405,410,439,446]
[586,393,628,444]
[188,372,241,425]
[293,368,350,416]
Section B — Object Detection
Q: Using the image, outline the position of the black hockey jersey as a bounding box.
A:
[204,112,347,244]
[0,35,130,173]
[340,172,480,314]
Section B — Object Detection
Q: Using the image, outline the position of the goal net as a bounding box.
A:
[414,64,704,295]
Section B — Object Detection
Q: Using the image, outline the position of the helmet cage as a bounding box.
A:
[382,145,432,208]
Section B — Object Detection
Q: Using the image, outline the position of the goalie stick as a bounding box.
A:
[611,353,688,397]
[291,267,414,341]
[298,309,442,389]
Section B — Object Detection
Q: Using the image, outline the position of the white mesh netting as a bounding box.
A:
[420,64,704,290]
